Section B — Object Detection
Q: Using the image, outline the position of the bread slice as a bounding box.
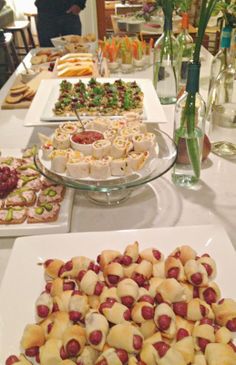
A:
[6,189,37,207]
[38,185,65,204]
[0,206,27,224]
[27,203,60,223]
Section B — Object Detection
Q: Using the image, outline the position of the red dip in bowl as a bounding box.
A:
[72,131,104,145]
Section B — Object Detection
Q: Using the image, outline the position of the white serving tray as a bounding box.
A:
[0,149,74,236]
[24,78,167,126]
[0,224,235,361]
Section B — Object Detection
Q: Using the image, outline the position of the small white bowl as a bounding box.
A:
[70,130,104,155]
[20,69,38,83]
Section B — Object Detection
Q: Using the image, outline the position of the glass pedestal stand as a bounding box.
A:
[34,128,177,206]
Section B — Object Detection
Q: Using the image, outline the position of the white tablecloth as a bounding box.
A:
[0,47,235,284]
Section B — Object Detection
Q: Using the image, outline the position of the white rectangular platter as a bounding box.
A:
[24,77,167,126]
[0,149,74,236]
[0,224,235,361]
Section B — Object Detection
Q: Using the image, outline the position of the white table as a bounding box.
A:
[0,47,235,283]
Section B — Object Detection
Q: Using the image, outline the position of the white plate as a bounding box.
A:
[0,224,235,361]
[0,148,74,237]
[24,78,167,127]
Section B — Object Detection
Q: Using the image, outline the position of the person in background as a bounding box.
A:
[35,0,87,47]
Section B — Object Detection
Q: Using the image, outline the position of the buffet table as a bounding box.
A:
[0,46,235,283]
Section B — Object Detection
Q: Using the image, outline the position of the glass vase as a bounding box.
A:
[208,65,236,157]
[172,63,206,187]
[153,17,180,104]
[177,13,194,89]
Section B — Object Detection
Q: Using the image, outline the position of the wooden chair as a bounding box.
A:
[0,31,19,75]
[3,20,36,56]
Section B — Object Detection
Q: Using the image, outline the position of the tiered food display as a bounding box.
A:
[53,79,144,116]
[5,241,236,365]
[39,114,156,180]
[0,147,66,224]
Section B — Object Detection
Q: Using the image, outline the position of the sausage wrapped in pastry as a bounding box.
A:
[35,292,53,321]
[95,348,128,365]
[197,254,216,279]
[76,346,99,365]
[44,259,64,279]
[103,262,124,286]
[155,278,186,304]
[212,299,236,331]
[192,323,215,352]
[97,250,121,270]
[107,323,143,353]
[62,325,86,357]
[78,270,104,296]
[184,260,208,287]
[131,302,154,323]
[173,328,195,364]
[85,311,109,351]
[205,343,236,365]
[154,303,176,339]
[140,247,164,264]
[116,278,139,308]
[170,245,197,265]
[165,257,186,282]
[21,324,45,357]
[122,241,139,266]
[131,260,152,287]
[173,298,214,321]
[199,282,221,305]
[68,290,89,323]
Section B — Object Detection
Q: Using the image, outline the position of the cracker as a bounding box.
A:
[11,86,29,95]
[6,94,25,104]
[10,83,26,91]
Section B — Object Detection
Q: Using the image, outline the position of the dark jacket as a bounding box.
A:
[35,0,86,15]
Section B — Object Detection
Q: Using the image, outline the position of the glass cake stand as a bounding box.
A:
[34,126,177,205]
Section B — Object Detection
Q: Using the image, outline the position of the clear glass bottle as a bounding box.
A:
[172,63,206,187]
[208,65,236,157]
[177,12,194,88]
[153,15,180,104]
[208,25,232,95]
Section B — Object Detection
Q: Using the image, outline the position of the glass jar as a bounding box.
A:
[153,16,180,104]
[172,63,206,187]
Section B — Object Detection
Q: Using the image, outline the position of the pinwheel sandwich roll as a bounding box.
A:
[90,156,112,180]
[132,133,156,154]
[107,323,143,353]
[111,137,132,159]
[42,140,53,160]
[66,154,90,179]
[127,151,149,171]
[59,122,78,135]
[110,157,131,176]
[120,126,140,141]
[50,150,68,173]
[53,131,70,150]
[92,139,111,159]
[85,311,109,351]
[103,128,118,142]
[88,117,112,132]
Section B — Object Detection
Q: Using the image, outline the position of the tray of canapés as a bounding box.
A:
[0,147,74,234]
[38,114,159,182]
[45,78,144,119]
